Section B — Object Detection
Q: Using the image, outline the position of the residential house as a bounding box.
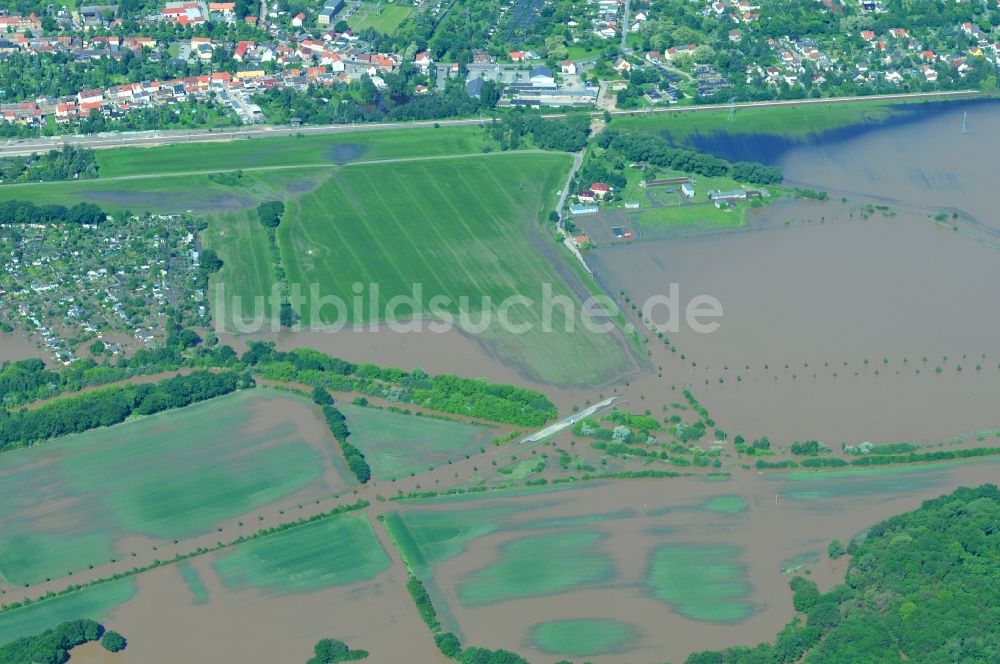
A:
[591,182,610,198]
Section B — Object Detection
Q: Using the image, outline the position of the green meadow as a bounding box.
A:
[339,405,498,480]
[348,2,413,33]
[279,152,632,385]
[0,390,349,585]
[611,98,909,142]
[201,207,281,329]
[530,618,641,656]
[213,512,388,594]
[0,578,134,643]
[94,126,488,178]
[647,545,753,622]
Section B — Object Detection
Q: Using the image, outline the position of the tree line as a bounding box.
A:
[244,342,557,427]
[0,370,249,452]
[0,340,556,432]
[0,200,106,226]
[598,130,784,184]
[316,393,372,484]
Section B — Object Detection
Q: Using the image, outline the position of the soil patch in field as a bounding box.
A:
[326,142,368,164]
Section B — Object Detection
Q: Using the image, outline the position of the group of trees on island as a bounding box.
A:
[686,484,1000,664]
[0,619,126,664]
[306,637,368,663]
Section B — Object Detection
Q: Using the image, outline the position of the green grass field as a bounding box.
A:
[611,98,909,142]
[647,545,753,622]
[0,390,349,585]
[348,3,413,33]
[202,208,281,329]
[0,578,134,643]
[94,126,488,178]
[457,530,613,605]
[339,405,498,480]
[278,152,632,385]
[213,512,388,594]
[530,618,641,656]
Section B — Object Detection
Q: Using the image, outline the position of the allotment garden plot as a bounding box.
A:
[0,389,353,587]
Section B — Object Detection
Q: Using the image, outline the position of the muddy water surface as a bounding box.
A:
[590,102,1000,445]
[0,333,42,363]
[399,462,1000,663]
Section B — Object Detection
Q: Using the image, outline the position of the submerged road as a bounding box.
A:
[0,89,989,158]
[520,395,620,443]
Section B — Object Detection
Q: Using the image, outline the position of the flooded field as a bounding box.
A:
[0,333,43,363]
[0,389,352,587]
[387,461,1000,663]
[40,512,439,664]
[589,99,1000,445]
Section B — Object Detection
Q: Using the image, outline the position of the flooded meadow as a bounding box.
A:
[591,99,1000,446]
[387,460,1000,663]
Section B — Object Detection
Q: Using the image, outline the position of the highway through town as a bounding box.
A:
[0,89,989,158]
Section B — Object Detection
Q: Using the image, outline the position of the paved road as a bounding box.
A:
[0,89,989,158]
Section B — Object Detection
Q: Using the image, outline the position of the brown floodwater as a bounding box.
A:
[588,103,1000,445]
[0,332,43,364]
[87,532,444,664]
[396,463,1000,663]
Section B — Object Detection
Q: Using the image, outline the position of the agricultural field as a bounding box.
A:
[213,512,389,593]
[201,208,281,330]
[0,389,351,586]
[339,404,499,480]
[278,152,634,386]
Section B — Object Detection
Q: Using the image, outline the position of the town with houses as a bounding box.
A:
[0,0,998,129]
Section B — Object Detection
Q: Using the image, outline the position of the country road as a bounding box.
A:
[0,89,989,158]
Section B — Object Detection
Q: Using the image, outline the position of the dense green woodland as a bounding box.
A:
[0,619,104,664]
[687,484,1000,664]
[596,130,784,184]
[0,370,247,451]
[0,200,106,226]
